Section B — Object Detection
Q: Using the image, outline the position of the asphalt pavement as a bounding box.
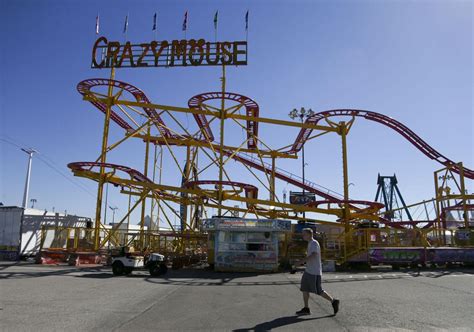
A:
[1,263,473,331]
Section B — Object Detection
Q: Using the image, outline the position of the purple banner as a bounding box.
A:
[0,250,19,261]
[367,247,474,264]
[369,248,425,263]
[427,248,474,263]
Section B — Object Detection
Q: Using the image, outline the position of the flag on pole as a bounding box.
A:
[123,14,129,33]
[152,13,157,31]
[245,10,249,31]
[213,10,218,30]
[95,14,100,34]
[182,11,188,31]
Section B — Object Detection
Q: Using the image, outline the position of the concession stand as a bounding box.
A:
[202,218,292,272]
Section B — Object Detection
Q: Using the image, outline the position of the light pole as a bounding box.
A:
[21,148,37,209]
[289,107,315,219]
[109,206,118,224]
[348,183,355,197]
[173,209,179,230]
[30,198,37,209]
[19,148,36,261]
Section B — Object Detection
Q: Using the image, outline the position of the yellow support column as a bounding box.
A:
[140,125,151,250]
[340,121,350,262]
[157,146,163,232]
[182,145,191,232]
[433,171,442,245]
[270,156,276,202]
[340,121,350,218]
[218,64,226,216]
[458,162,469,230]
[94,68,115,251]
[150,145,158,232]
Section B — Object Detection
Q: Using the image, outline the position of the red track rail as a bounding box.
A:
[68,161,151,183]
[287,109,473,179]
[226,151,344,201]
[76,80,471,226]
[188,92,259,148]
[184,180,259,207]
[308,200,384,211]
[67,161,174,200]
[68,162,259,207]
[77,81,472,179]
[77,79,173,138]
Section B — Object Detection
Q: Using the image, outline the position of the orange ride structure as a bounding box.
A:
[41,60,473,267]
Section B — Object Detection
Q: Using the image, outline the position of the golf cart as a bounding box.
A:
[111,246,168,277]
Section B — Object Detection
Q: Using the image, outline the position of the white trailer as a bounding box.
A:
[0,206,91,260]
[0,206,23,260]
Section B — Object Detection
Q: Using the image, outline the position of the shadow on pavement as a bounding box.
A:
[2,264,472,283]
[0,266,105,279]
[233,314,333,331]
[77,272,115,279]
[143,269,296,287]
[0,261,37,271]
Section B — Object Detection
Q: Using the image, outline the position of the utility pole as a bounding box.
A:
[21,148,37,209]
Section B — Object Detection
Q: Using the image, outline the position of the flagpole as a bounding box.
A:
[95,13,101,65]
[183,11,188,40]
[96,12,100,35]
[153,13,157,40]
[214,11,218,42]
[125,12,129,42]
[245,10,249,42]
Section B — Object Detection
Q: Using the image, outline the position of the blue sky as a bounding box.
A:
[1,0,472,225]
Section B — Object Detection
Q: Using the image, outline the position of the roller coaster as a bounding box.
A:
[39,63,473,267]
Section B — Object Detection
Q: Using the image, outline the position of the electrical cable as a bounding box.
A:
[1,136,97,199]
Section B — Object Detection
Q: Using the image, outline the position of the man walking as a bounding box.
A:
[296,228,340,316]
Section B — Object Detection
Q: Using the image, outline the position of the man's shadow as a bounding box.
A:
[233,314,333,331]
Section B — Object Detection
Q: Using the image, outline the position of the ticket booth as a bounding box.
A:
[202,218,291,272]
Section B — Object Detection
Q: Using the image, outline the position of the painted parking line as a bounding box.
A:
[288,272,473,283]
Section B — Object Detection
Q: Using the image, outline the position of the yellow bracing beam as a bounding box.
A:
[134,134,297,159]
[83,94,339,133]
